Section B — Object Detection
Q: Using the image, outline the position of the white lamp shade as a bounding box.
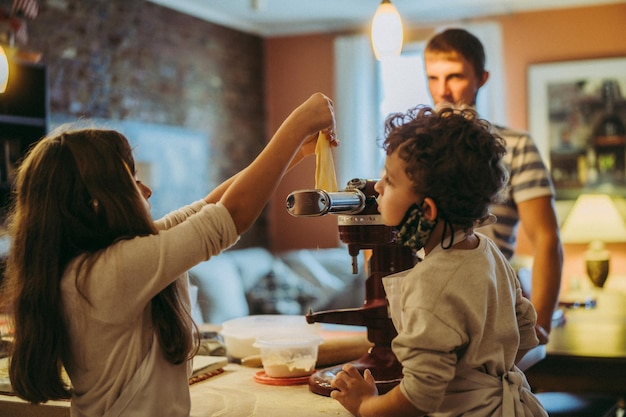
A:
[0,46,8,93]
[560,194,626,244]
[371,0,403,61]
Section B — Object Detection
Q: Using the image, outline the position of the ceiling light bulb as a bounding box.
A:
[371,0,403,61]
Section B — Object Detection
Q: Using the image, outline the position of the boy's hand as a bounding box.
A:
[330,364,378,416]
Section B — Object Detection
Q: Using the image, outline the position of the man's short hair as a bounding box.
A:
[425,28,486,79]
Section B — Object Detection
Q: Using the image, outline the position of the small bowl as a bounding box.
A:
[253,334,323,378]
[220,315,321,360]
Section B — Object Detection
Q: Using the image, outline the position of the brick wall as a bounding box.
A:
[22,0,267,247]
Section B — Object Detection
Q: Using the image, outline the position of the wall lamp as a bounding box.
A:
[0,45,8,93]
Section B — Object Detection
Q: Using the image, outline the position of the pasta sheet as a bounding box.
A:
[314,131,338,192]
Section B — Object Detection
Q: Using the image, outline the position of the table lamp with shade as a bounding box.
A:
[560,193,626,288]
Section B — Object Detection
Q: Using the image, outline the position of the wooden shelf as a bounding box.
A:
[0,114,46,128]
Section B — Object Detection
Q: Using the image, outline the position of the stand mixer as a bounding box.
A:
[286,178,417,396]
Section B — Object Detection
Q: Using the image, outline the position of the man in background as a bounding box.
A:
[423,28,563,343]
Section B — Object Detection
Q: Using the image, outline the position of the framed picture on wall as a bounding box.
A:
[528,57,626,200]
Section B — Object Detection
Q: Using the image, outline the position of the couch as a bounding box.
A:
[188,246,366,324]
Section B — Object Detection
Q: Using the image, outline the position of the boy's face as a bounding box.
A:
[374,151,420,226]
[424,51,487,107]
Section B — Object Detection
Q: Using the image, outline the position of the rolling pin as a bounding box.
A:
[241,333,373,368]
[317,333,373,367]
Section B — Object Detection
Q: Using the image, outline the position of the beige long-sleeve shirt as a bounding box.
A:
[383,233,545,416]
[61,201,238,417]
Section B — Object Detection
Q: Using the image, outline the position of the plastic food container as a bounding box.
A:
[254,334,323,378]
[220,315,321,360]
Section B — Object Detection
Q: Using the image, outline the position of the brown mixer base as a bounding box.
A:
[308,347,403,397]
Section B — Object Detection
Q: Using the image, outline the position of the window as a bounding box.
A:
[379,45,432,119]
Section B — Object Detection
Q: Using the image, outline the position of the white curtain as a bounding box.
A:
[333,34,381,186]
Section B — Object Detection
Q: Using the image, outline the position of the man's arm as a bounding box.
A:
[518,195,563,342]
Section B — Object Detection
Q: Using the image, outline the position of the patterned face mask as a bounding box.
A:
[394,202,438,251]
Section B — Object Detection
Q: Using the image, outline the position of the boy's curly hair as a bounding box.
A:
[382,105,508,229]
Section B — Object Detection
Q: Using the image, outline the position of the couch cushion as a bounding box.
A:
[279,248,367,311]
[188,283,204,324]
[279,249,346,292]
[227,247,276,292]
[190,253,250,324]
[246,258,325,315]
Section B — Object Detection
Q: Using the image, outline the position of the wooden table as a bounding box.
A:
[0,363,352,417]
[4,288,626,415]
[525,289,626,395]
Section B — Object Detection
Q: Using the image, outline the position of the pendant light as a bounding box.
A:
[370,0,403,61]
[0,45,8,93]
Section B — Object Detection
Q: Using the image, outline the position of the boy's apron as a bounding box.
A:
[382,268,547,417]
